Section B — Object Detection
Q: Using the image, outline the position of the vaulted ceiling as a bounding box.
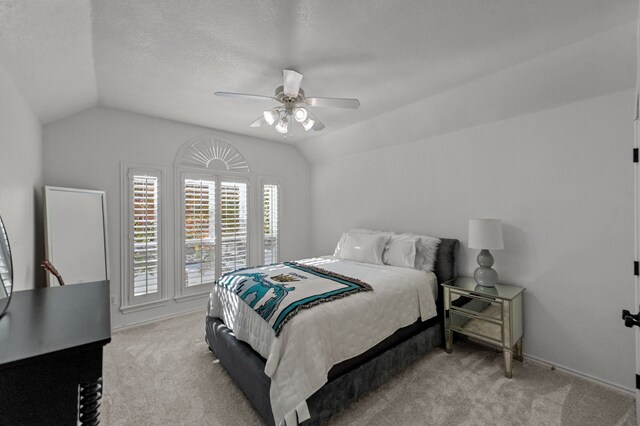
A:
[0,0,636,144]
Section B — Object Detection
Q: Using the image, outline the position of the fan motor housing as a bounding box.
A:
[275,85,305,110]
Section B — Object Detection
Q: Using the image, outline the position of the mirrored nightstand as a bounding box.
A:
[442,277,525,378]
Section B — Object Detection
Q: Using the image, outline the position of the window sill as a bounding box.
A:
[174,290,211,303]
[120,298,170,314]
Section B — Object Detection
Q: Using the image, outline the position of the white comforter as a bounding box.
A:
[207,256,438,426]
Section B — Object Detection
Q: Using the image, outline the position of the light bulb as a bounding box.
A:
[275,117,289,134]
[263,108,279,126]
[293,107,308,123]
[302,117,315,131]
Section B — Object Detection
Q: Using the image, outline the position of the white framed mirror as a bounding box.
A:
[44,186,109,286]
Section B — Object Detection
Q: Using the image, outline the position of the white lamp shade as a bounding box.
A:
[302,117,315,131]
[468,219,504,250]
[293,107,308,122]
[263,109,279,126]
[275,117,289,134]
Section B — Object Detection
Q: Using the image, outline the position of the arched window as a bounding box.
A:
[175,135,250,172]
[175,135,251,298]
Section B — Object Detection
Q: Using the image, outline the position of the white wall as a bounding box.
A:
[298,23,636,163]
[43,106,311,328]
[309,89,635,390]
[0,65,43,291]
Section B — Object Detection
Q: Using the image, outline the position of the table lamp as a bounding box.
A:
[468,219,504,287]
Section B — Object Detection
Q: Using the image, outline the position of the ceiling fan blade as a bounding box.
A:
[312,119,325,131]
[283,70,303,97]
[305,97,360,109]
[215,91,275,101]
[306,111,325,131]
[250,116,267,128]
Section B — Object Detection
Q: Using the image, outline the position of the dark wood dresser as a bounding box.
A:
[0,281,111,425]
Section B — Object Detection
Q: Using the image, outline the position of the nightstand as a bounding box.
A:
[442,277,525,378]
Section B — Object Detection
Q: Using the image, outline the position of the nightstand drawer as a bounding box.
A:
[450,310,502,344]
[450,291,503,322]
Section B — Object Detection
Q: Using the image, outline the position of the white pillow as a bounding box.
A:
[333,232,348,256]
[396,233,441,272]
[339,233,390,265]
[383,235,418,268]
[333,228,395,257]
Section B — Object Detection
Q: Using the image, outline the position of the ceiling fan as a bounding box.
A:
[215,70,360,135]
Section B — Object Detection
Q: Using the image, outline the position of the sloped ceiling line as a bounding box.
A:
[0,0,98,124]
[0,0,636,144]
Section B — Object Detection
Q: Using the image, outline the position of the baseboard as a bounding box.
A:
[464,336,633,396]
[524,353,634,396]
[111,306,205,333]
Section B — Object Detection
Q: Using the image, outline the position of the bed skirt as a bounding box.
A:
[206,316,442,425]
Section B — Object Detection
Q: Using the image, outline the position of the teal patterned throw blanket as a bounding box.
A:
[215,261,373,336]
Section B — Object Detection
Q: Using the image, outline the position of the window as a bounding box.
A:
[262,183,279,264]
[184,179,216,286]
[220,181,248,274]
[180,175,248,292]
[125,169,163,306]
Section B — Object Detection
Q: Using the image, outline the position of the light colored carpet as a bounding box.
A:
[102,311,635,426]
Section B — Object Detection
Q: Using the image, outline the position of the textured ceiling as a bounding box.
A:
[0,0,97,124]
[0,0,637,143]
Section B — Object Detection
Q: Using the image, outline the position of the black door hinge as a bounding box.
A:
[635,261,639,276]
[636,374,640,390]
[634,148,639,163]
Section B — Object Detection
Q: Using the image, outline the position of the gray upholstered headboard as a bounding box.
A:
[433,238,459,285]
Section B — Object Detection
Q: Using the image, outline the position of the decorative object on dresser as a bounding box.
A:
[41,260,66,286]
[442,277,524,378]
[468,218,504,287]
[0,281,111,424]
[0,214,13,318]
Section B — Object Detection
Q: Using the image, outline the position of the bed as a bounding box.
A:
[205,237,459,426]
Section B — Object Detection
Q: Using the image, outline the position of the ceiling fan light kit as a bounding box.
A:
[263,108,280,126]
[302,117,315,131]
[293,107,308,122]
[275,117,289,134]
[215,69,360,136]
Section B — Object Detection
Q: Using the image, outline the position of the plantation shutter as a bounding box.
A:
[132,175,159,297]
[263,184,279,264]
[220,181,248,274]
[184,179,216,286]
